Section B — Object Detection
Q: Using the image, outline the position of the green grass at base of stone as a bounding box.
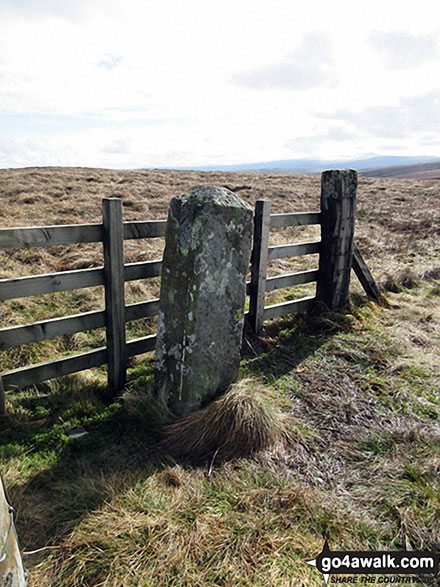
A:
[1,285,439,585]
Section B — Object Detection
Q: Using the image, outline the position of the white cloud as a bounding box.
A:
[233,33,335,91]
[98,55,123,71]
[102,137,132,155]
[322,90,440,139]
[368,31,439,70]
[0,0,90,21]
[0,0,440,168]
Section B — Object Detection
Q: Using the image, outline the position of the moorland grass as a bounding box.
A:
[0,168,439,585]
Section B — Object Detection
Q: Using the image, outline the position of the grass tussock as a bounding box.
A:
[162,379,288,462]
[122,383,171,433]
[382,267,421,292]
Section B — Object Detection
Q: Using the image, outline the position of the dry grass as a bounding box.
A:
[1,166,439,372]
[1,167,440,585]
[162,378,287,462]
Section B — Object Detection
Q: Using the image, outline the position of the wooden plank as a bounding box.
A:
[123,220,167,239]
[126,334,157,357]
[125,299,160,322]
[124,260,162,281]
[0,299,160,350]
[248,200,271,333]
[268,241,321,260]
[263,295,315,321]
[270,212,321,228]
[0,260,161,301]
[0,310,106,350]
[0,224,103,249]
[352,242,381,300]
[265,269,319,292]
[0,268,104,301]
[316,170,357,310]
[102,198,126,392]
[0,377,5,416]
[1,347,107,390]
[0,333,158,391]
[0,220,167,250]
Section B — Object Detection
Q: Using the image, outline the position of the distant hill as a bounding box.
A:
[171,155,440,174]
[360,161,440,179]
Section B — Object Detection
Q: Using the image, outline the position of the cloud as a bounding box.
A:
[0,0,90,21]
[102,137,131,154]
[284,126,357,156]
[233,33,335,91]
[368,30,438,70]
[98,54,123,71]
[326,127,356,141]
[320,90,440,139]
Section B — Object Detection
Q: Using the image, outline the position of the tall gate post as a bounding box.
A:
[102,198,126,392]
[0,475,26,586]
[316,170,357,310]
[248,200,271,333]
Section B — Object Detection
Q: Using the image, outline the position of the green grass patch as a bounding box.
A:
[1,288,439,585]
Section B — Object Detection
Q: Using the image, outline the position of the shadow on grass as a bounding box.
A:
[0,360,170,564]
[1,305,355,567]
[241,307,354,381]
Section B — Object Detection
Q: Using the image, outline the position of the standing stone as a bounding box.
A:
[154,186,253,417]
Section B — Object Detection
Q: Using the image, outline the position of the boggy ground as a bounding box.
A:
[0,167,439,586]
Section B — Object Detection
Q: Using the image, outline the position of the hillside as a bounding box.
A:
[174,155,440,175]
[1,167,440,586]
[360,161,440,179]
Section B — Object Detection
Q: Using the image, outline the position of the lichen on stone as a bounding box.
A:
[154,186,253,417]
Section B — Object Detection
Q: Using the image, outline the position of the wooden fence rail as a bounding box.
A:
[0,173,379,401]
[0,220,166,249]
[0,199,164,395]
[248,200,321,333]
[248,170,379,333]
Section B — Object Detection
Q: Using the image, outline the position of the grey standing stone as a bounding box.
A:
[154,186,253,417]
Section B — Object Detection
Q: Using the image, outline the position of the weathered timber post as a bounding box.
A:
[154,186,253,417]
[248,200,271,334]
[0,475,26,586]
[352,242,381,300]
[316,170,357,310]
[102,198,126,392]
[0,377,5,416]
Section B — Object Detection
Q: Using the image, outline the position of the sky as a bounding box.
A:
[0,0,439,169]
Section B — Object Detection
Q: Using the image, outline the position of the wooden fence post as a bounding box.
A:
[102,198,126,392]
[0,474,26,586]
[316,170,357,310]
[352,242,381,300]
[248,200,271,333]
[0,378,5,416]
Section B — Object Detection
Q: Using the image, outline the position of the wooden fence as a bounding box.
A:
[0,198,165,395]
[0,176,379,401]
[247,202,321,333]
[248,170,379,333]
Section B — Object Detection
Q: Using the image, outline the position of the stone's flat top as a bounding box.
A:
[175,186,253,211]
[322,169,357,174]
